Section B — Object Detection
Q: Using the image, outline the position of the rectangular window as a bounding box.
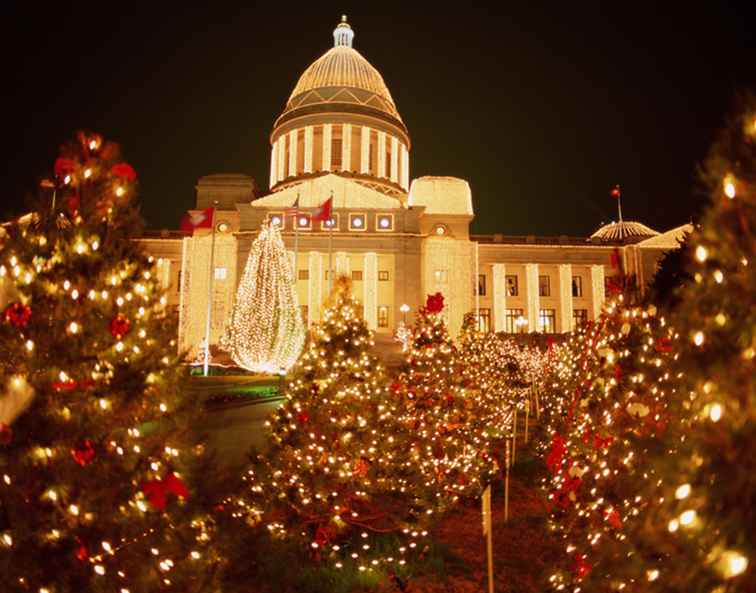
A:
[505,308,525,334]
[176,270,182,293]
[214,267,228,281]
[332,139,343,169]
[573,309,588,327]
[539,309,556,333]
[477,308,491,333]
[572,276,583,298]
[477,274,487,297]
[434,270,448,284]
[368,142,375,174]
[378,306,389,328]
[539,275,551,297]
[379,271,390,282]
[506,275,519,297]
[385,151,392,178]
[352,270,363,282]
[300,305,309,324]
[298,269,309,281]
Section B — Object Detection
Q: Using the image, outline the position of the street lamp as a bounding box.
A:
[400,304,410,323]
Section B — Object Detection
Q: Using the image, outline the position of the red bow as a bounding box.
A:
[546,434,566,474]
[4,303,32,328]
[54,157,76,178]
[425,292,445,314]
[109,314,132,340]
[111,162,137,182]
[141,473,189,511]
[575,553,592,579]
[655,337,673,353]
[605,509,622,529]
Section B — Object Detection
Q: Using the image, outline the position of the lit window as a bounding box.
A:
[539,275,551,297]
[379,271,390,282]
[378,306,389,328]
[505,309,525,334]
[377,214,393,231]
[214,268,228,281]
[477,309,491,333]
[349,214,366,231]
[298,269,309,281]
[506,275,519,297]
[321,214,340,231]
[572,276,583,297]
[352,270,363,282]
[477,274,487,297]
[539,309,556,333]
[573,309,588,327]
[434,270,448,284]
[300,305,309,324]
[270,214,283,228]
[297,215,311,230]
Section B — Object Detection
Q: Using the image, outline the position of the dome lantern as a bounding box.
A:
[333,15,354,48]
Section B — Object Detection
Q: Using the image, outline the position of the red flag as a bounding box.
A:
[181,207,215,233]
[610,185,621,199]
[312,197,333,222]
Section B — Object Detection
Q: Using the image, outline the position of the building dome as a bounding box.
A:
[590,221,660,243]
[269,16,411,195]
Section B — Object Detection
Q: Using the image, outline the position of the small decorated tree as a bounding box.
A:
[232,277,430,572]
[223,222,305,374]
[0,134,219,592]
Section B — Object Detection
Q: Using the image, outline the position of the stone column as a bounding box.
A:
[559,264,573,333]
[591,265,606,321]
[323,124,332,172]
[363,252,378,330]
[492,263,507,332]
[390,137,399,184]
[288,130,298,177]
[335,252,350,278]
[342,123,352,171]
[378,132,387,178]
[525,263,540,332]
[400,144,410,190]
[361,126,370,174]
[308,252,323,325]
[269,142,277,188]
[277,137,286,182]
[304,126,314,173]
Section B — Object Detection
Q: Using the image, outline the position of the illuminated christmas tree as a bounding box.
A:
[543,297,679,591]
[614,96,756,592]
[392,295,497,509]
[223,223,305,374]
[0,134,219,592]
[233,277,430,571]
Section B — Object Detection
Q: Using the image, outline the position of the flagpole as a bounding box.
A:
[203,203,218,377]
[293,193,300,288]
[616,185,624,224]
[328,191,334,293]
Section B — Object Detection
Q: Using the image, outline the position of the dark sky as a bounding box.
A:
[2,4,753,236]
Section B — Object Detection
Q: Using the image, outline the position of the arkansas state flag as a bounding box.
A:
[610,185,621,199]
[312,197,333,222]
[181,207,215,233]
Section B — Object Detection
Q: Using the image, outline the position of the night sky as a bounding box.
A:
[2,5,753,236]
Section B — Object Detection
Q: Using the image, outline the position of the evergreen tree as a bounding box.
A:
[222,222,305,374]
[232,277,429,572]
[618,96,756,592]
[0,134,220,592]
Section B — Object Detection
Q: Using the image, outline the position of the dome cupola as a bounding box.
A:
[269,16,410,196]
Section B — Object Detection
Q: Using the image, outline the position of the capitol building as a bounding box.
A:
[139,17,689,355]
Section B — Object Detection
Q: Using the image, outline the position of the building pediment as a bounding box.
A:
[250,173,404,211]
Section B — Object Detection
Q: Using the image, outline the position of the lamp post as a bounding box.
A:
[400,304,410,323]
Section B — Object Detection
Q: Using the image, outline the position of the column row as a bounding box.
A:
[270,124,410,190]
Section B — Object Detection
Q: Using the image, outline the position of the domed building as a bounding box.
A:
[138,17,690,356]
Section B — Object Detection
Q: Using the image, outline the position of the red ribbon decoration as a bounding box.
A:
[111,162,137,182]
[54,157,76,178]
[546,434,566,474]
[606,509,622,529]
[4,303,32,328]
[71,440,96,467]
[109,314,132,340]
[575,553,592,579]
[655,337,673,353]
[425,292,445,314]
[141,473,189,511]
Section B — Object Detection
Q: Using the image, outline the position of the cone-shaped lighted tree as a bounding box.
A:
[0,134,219,592]
[611,96,756,593]
[543,298,679,591]
[232,277,430,571]
[392,294,497,510]
[223,222,305,374]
